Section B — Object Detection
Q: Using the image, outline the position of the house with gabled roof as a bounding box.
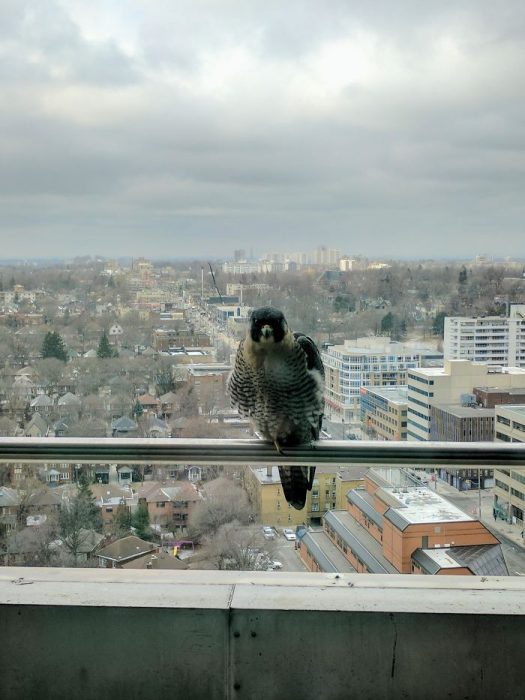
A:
[137,393,160,413]
[159,391,179,418]
[24,412,49,437]
[30,393,53,414]
[111,416,138,437]
[96,535,158,568]
[57,392,81,418]
[137,481,202,529]
[145,416,170,438]
[13,374,37,400]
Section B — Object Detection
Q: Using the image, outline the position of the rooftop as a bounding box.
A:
[96,535,157,563]
[362,385,408,404]
[497,404,525,419]
[380,486,473,527]
[413,544,508,576]
[433,404,494,418]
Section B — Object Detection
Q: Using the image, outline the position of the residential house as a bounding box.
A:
[116,466,134,485]
[12,374,37,401]
[137,393,161,414]
[29,394,54,415]
[57,392,81,420]
[24,413,49,438]
[27,488,62,516]
[96,535,158,568]
[108,324,124,345]
[121,550,188,570]
[159,391,179,418]
[91,484,137,527]
[111,416,138,437]
[57,528,105,565]
[144,416,170,438]
[41,465,74,487]
[137,481,202,530]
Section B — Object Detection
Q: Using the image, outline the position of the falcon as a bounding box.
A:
[228,306,325,509]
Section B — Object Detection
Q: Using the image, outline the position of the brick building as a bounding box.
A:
[299,471,507,576]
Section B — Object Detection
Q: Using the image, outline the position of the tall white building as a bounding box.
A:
[322,337,442,422]
[407,360,525,441]
[444,304,525,367]
[314,247,341,267]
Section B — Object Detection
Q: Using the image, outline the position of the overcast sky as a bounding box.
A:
[1,1,524,261]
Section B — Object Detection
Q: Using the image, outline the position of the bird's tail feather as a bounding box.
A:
[278,466,316,510]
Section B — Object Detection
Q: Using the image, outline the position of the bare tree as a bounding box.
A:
[7,518,60,567]
[35,358,67,393]
[187,478,252,541]
[206,521,274,570]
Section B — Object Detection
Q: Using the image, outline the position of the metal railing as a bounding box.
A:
[0,436,525,468]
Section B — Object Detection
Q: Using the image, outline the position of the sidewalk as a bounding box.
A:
[434,477,525,549]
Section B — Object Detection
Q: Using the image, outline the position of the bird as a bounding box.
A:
[228,306,325,509]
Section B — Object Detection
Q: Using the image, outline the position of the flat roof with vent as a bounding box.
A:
[381,487,473,530]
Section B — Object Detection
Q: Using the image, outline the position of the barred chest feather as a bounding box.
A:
[229,338,324,446]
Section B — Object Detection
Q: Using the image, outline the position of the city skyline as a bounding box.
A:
[1,1,525,259]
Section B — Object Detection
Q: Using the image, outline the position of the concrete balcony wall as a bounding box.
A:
[1,568,524,700]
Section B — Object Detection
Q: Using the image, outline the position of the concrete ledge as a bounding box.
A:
[1,568,525,699]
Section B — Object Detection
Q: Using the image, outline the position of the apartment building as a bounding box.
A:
[360,386,408,440]
[407,360,525,441]
[444,304,525,367]
[299,471,507,576]
[493,405,525,524]
[323,337,441,422]
[243,465,365,527]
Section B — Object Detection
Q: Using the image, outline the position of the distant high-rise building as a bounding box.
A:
[234,249,246,262]
[287,251,308,266]
[322,337,442,422]
[314,246,341,267]
[339,257,354,272]
[444,304,525,368]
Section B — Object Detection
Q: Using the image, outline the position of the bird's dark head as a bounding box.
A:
[249,306,288,345]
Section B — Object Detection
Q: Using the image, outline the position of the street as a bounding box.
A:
[271,538,307,572]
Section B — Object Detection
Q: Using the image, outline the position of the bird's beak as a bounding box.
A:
[261,325,273,339]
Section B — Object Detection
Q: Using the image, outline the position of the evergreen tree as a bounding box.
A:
[132,501,150,539]
[113,502,132,536]
[59,476,102,563]
[458,265,468,285]
[132,400,144,418]
[41,331,68,362]
[97,330,115,358]
[380,311,395,335]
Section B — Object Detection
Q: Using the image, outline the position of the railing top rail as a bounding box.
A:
[1,437,525,469]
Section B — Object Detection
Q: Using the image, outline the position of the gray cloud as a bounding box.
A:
[0,1,524,259]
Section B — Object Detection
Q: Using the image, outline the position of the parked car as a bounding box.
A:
[269,560,283,570]
[283,528,296,541]
[262,526,275,540]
